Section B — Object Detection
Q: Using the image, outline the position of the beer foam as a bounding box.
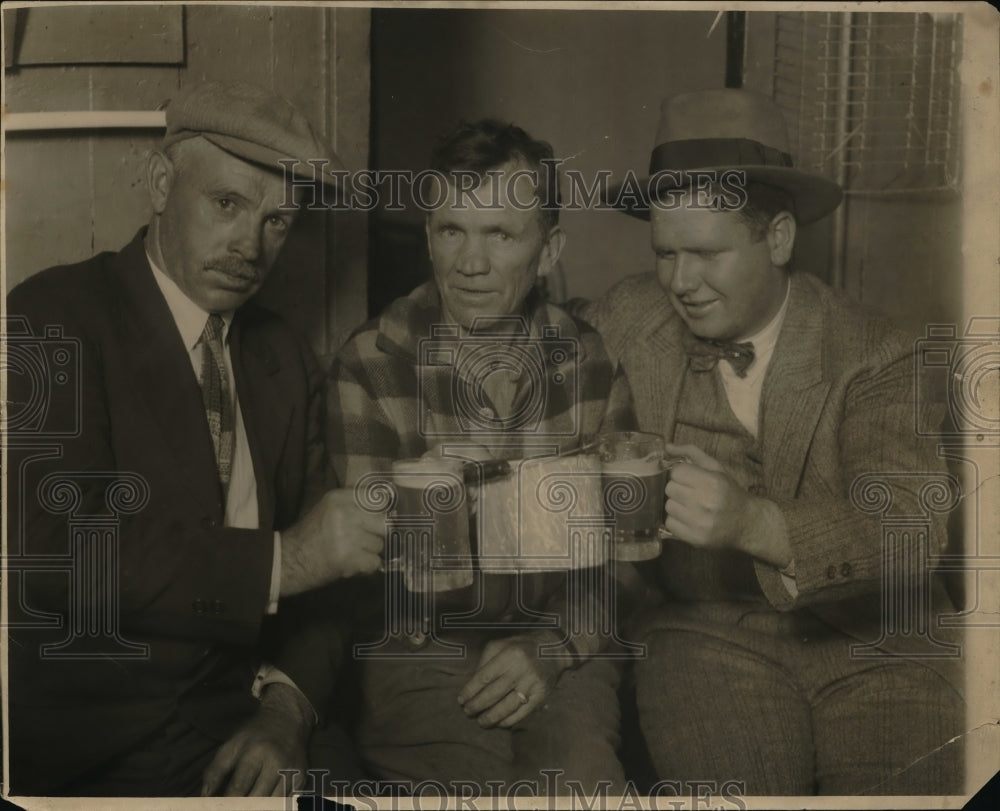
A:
[478,454,608,571]
[601,451,663,474]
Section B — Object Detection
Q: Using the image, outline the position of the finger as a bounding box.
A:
[664,497,701,530]
[477,690,527,728]
[357,550,384,574]
[249,761,280,797]
[359,530,385,552]
[497,697,537,729]
[456,642,506,705]
[200,742,237,796]
[667,463,717,490]
[224,754,262,797]
[497,683,541,728]
[664,443,723,472]
[361,511,388,534]
[664,477,707,507]
[461,673,516,715]
[662,513,693,543]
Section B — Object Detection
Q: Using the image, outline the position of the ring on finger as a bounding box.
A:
[513,689,529,705]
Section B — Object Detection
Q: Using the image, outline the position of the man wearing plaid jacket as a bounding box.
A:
[327,120,636,794]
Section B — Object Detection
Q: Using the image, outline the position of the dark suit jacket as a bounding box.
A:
[581,271,961,669]
[5,229,336,792]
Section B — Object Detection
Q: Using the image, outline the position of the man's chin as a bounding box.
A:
[201,285,259,312]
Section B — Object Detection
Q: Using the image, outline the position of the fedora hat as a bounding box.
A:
[609,89,843,224]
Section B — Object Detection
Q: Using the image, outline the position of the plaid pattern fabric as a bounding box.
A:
[328,282,638,658]
[199,313,235,497]
[329,284,634,482]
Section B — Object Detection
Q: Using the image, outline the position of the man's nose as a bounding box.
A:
[230,217,263,262]
[670,255,700,295]
[455,235,489,275]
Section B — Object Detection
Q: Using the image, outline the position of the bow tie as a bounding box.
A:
[686,337,756,378]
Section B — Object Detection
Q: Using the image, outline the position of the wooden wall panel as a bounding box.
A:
[3,4,371,359]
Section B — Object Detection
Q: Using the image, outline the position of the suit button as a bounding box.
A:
[840,562,852,577]
[212,599,226,614]
[826,565,837,580]
[192,599,206,614]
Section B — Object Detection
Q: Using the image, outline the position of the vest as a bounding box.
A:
[657,364,769,602]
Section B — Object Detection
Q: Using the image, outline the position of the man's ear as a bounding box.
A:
[146,149,175,215]
[766,210,796,268]
[536,225,567,278]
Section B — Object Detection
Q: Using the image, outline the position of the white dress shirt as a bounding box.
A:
[148,255,315,718]
[716,281,790,438]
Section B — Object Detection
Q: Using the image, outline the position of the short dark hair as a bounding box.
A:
[429,118,561,231]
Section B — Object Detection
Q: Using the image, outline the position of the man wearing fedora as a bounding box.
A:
[580,89,964,794]
[6,80,384,796]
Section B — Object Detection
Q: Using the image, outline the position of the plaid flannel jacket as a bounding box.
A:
[328,282,638,659]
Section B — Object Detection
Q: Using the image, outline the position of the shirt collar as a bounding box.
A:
[147,251,235,351]
[739,276,791,366]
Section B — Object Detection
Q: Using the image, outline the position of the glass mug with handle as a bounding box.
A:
[598,430,682,561]
[389,456,475,592]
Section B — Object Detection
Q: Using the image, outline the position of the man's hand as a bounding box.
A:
[663,443,792,568]
[200,683,312,797]
[457,635,571,729]
[280,488,385,597]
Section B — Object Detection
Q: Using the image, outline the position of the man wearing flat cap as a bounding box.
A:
[580,89,964,794]
[6,80,383,796]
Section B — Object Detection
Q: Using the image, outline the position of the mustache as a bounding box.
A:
[203,256,262,280]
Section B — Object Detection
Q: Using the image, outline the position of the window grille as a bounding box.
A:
[773,11,961,194]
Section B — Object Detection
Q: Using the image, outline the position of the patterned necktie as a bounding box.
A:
[686,336,756,378]
[199,313,234,498]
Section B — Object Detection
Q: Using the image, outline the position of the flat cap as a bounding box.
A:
[162,80,346,188]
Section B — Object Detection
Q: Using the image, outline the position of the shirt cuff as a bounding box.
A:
[266,531,281,615]
[253,664,319,726]
[779,558,799,598]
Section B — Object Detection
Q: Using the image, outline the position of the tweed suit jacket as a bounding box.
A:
[580,271,959,655]
[5,229,335,792]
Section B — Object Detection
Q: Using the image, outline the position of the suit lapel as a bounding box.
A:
[229,314,283,530]
[112,231,223,518]
[760,273,831,499]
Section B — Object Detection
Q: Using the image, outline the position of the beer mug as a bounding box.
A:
[477,454,610,572]
[598,431,679,561]
[390,457,474,592]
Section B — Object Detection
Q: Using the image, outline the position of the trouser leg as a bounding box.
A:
[635,628,816,795]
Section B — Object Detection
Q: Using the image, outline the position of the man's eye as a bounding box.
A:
[438,227,458,238]
[491,232,511,242]
[697,251,720,260]
[217,198,234,211]
[656,251,675,261]
[266,215,288,231]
